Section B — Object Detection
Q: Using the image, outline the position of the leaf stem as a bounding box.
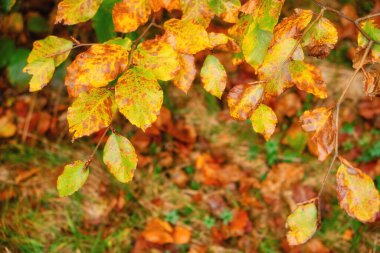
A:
[84,126,110,170]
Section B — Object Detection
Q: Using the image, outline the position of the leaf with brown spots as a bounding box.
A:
[55,0,102,25]
[200,55,227,99]
[115,67,163,131]
[336,157,380,223]
[163,18,210,54]
[227,84,264,120]
[208,0,241,23]
[103,133,138,183]
[132,37,180,81]
[65,44,129,97]
[289,61,327,98]
[250,104,277,140]
[67,88,116,140]
[299,107,336,161]
[173,54,196,93]
[180,0,213,27]
[363,64,380,97]
[112,0,151,33]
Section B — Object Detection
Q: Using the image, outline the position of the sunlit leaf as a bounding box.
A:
[23,58,55,92]
[57,160,89,197]
[208,0,240,23]
[180,0,213,27]
[200,55,227,99]
[173,54,196,93]
[250,104,277,140]
[300,107,335,161]
[112,0,151,33]
[65,44,129,97]
[133,37,180,81]
[67,88,116,139]
[163,18,210,54]
[149,0,180,12]
[55,0,102,25]
[290,61,327,98]
[227,84,264,120]
[116,67,163,130]
[103,133,138,183]
[286,199,318,246]
[336,157,380,223]
[302,17,338,58]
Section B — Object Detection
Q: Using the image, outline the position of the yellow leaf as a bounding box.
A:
[163,18,210,54]
[300,107,335,161]
[250,104,277,140]
[103,133,138,183]
[55,0,102,25]
[57,160,89,197]
[227,84,264,120]
[115,67,163,130]
[290,61,327,99]
[112,0,151,33]
[133,37,180,81]
[23,58,55,92]
[302,17,338,58]
[200,55,227,99]
[67,88,116,140]
[149,0,180,12]
[65,44,129,97]
[336,158,380,223]
[173,54,196,93]
[286,199,318,246]
[180,0,213,27]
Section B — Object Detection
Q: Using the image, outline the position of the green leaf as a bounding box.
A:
[0,38,16,68]
[93,0,120,42]
[208,0,240,23]
[0,0,16,12]
[27,15,49,33]
[57,160,89,197]
[7,48,31,88]
[103,133,138,183]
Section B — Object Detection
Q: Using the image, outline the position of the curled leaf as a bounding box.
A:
[57,160,89,197]
[173,54,196,93]
[112,0,151,33]
[363,63,380,97]
[250,104,277,140]
[336,157,380,223]
[56,0,102,25]
[200,55,227,99]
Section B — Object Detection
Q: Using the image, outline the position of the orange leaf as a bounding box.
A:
[173,54,196,93]
[173,226,192,244]
[112,0,151,33]
[141,218,174,245]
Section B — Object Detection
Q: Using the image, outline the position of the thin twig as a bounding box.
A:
[84,126,110,169]
[22,93,37,143]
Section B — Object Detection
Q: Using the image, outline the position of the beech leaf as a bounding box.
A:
[23,58,55,92]
[173,54,196,93]
[200,55,227,99]
[55,0,102,25]
[208,0,240,23]
[250,104,277,140]
[57,160,89,197]
[180,0,213,27]
[112,0,151,33]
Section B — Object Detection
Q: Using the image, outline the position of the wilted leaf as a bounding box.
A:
[112,0,151,33]
[208,0,240,23]
[173,54,196,93]
[258,38,304,98]
[180,0,213,27]
[23,58,55,92]
[286,199,318,246]
[250,104,277,140]
[358,20,380,63]
[200,55,227,98]
[103,133,138,183]
[133,38,180,81]
[336,158,380,223]
[363,63,380,97]
[289,61,327,98]
[57,160,89,197]
[300,107,335,161]
[67,88,116,139]
[56,0,102,25]
[163,18,210,54]
[115,67,163,130]
[65,44,128,97]
[141,218,174,244]
[302,17,338,58]
[227,84,263,120]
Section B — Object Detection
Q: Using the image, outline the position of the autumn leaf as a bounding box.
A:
[227,84,264,120]
[163,18,210,54]
[302,17,338,58]
[286,198,319,246]
[208,0,241,23]
[132,37,180,81]
[142,218,174,244]
[55,0,102,25]
[363,63,380,97]
[173,54,196,93]
[173,226,192,244]
[103,133,138,183]
[149,0,180,12]
[358,20,380,63]
[23,58,55,92]
[208,32,240,52]
[300,107,336,161]
[180,0,213,27]
[200,55,227,99]
[104,37,132,50]
[290,61,327,99]
[250,104,277,140]
[112,0,151,33]
[258,38,304,98]
[57,160,89,197]
[67,88,116,140]
[115,67,163,131]
[65,44,128,97]
[336,157,380,223]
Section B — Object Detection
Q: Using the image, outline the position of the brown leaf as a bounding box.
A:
[141,218,174,245]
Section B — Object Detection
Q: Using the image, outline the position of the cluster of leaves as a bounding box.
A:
[22,0,380,246]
